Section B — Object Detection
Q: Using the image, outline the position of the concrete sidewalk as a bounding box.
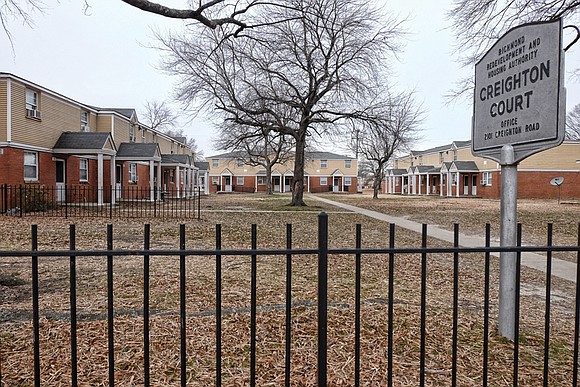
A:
[309,195,577,282]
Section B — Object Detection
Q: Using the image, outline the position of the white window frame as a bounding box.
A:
[320,160,328,168]
[80,111,89,132]
[212,176,219,185]
[129,163,137,183]
[344,176,352,186]
[236,176,244,185]
[129,124,136,143]
[24,151,38,181]
[344,160,352,168]
[236,159,244,167]
[482,172,493,186]
[26,90,38,111]
[257,176,266,185]
[320,177,328,185]
[170,170,175,183]
[212,159,219,167]
[79,158,89,182]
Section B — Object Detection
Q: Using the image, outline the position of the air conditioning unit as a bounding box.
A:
[26,109,41,119]
[480,180,487,186]
[135,176,139,182]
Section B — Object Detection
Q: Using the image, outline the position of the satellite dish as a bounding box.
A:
[550,177,564,186]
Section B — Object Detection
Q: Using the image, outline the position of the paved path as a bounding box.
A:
[308,195,577,282]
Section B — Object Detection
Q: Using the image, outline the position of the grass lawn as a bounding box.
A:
[0,192,579,386]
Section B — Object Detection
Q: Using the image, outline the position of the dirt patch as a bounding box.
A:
[0,192,578,386]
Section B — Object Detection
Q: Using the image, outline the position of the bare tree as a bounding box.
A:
[158,0,405,205]
[354,91,422,199]
[1,0,44,47]
[447,0,580,100]
[566,103,580,140]
[214,122,294,194]
[141,100,203,159]
[141,100,177,132]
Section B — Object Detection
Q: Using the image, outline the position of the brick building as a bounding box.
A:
[207,151,358,194]
[0,73,202,204]
[387,140,580,200]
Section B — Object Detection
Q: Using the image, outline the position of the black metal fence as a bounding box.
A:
[0,184,201,218]
[1,213,580,386]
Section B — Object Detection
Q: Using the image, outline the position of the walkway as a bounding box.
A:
[308,195,577,282]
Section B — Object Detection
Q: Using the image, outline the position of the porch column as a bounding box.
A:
[342,177,344,192]
[110,155,116,205]
[456,172,460,197]
[440,173,443,197]
[97,153,104,205]
[255,176,258,193]
[426,173,430,195]
[412,175,417,195]
[418,174,422,195]
[156,162,162,200]
[149,160,155,202]
[176,166,181,198]
[448,173,452,197]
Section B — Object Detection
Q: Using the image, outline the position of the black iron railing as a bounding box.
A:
[0,213,579,386]
[0,184,202,218]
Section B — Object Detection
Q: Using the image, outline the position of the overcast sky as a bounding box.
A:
[1,0,579,157]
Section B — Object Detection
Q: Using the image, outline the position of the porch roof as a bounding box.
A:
[450,161,479,172]
[53,132,116,155]
[116,143,161,161]
[161,154,193,167]
[388,169,407,176]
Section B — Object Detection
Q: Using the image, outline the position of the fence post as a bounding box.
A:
[19,184,23,218]
[318,212,328,387]
[197,186,201,220]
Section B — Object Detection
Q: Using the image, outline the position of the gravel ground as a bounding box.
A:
[0,192,579,386]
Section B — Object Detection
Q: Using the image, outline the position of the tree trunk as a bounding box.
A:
[372,168,382,199]
[290,134,307,206]
[265,162,273,195]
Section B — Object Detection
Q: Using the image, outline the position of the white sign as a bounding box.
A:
[472,19,565,164]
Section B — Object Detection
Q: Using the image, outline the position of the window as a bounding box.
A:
[419,156,423,166]
[129,163,137,183]
[345,160,352,168]
[439,152,444,163]
[453,150,457,161]
[212,159,219,167]
[24,151,38,181]
[212,176,219,185]
[236,159,244,167]
[170,170,175,183]
[129,124,136,142]
[320,177,328,185]
[236,176,244,185]
[344,176,352,186]
[481,172,493,186]
[257,176,266,185]
[142,130,146,143]
[80,111,89,132]
[79,158,89,182]
[26,90,38,110]
[25,90,41,119]
[320,160,327,168]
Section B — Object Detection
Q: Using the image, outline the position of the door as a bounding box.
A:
[463,175,469,195]
[55,160,66,202]
[224,176,232,192]
[273,176,281,192]
[115,165,122,200]
[333,177,340,192]
[284,177,292,193]
[472,175,477,196]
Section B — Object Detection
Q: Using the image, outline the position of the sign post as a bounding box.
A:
[472,19,565,340]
